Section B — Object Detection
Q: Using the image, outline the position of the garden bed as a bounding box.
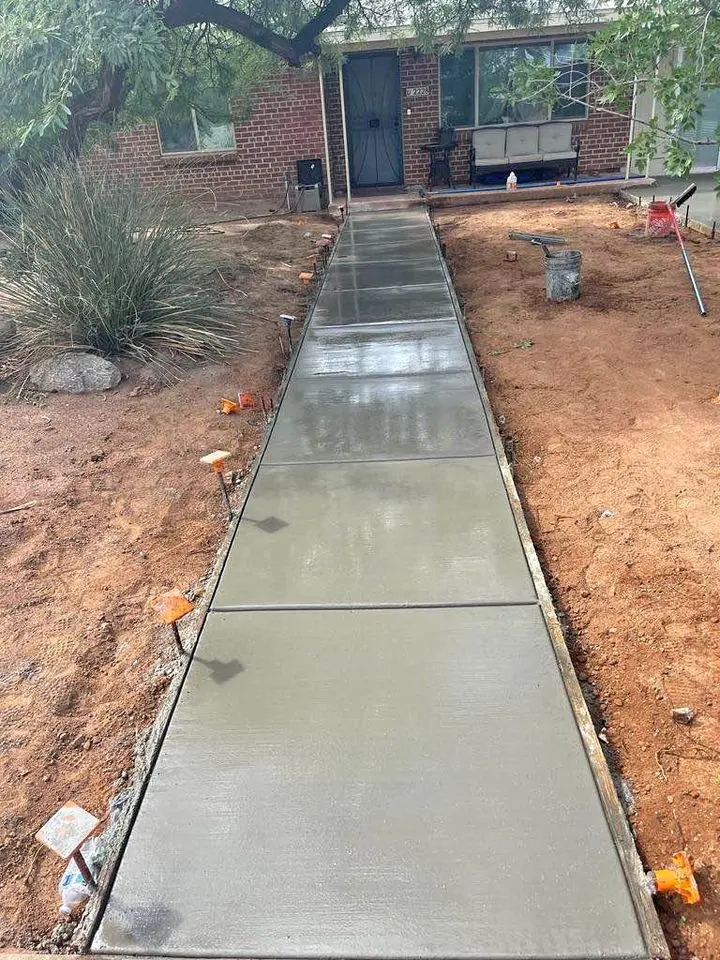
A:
[0,214,334,949]
[436,197,720,960]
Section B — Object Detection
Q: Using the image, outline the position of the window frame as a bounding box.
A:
[438,37,590,130]
[157,103,237,158]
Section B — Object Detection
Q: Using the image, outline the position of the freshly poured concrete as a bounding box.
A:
[264,373,493,462]
[212,458,535,609]
[314,283,455,325]
[94,607,646,959]
[93,207,656,960]
[294,320,471,378]
[321,259,446,291]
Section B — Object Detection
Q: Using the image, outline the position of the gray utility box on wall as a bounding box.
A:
[295,183,322,212]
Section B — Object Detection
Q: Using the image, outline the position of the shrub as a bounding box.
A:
[0,165,238,371]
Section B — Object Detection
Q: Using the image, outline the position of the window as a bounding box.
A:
[551,42,589,120]
[439,40,589,128]
[440,49,475,128]
[158,91,235,154]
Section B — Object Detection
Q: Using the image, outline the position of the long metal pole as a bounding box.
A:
[671,207,707,315]
[318,61,334,206]
[338,59,352,204]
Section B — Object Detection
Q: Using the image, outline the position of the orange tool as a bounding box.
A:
[219,398,239,415]
[649,851,700,904]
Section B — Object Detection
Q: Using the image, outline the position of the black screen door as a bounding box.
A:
[344,54,403,187]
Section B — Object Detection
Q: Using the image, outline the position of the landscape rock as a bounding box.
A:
[29,352,121,394]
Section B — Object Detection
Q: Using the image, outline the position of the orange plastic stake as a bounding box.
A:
[650,851,701,904]
[200,450,231,473]
[299,271,314,285]
[153,589,194,656]
[238,392,257,409]
[200,450,233,518]
[219,398,239,415]
[153,589,194,625]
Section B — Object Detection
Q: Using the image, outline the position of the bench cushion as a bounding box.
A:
[542,150,576,162]
[539,122,574,155]
[505,125,540,159]
[472,128,506,162]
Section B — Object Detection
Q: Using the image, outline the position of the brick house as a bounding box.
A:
[86,18,631,203]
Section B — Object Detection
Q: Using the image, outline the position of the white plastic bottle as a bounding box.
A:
[506,171,518,192]
[58,857,92,915]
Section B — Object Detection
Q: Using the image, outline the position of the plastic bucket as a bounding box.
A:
[545,249,582,302]
[646,201,675,238]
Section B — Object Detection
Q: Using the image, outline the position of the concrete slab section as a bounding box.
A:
[264,373,494,463]
[313,283,454,326]
[294,321,472,378]
[92,606,648,959]
[321,260,446,291]
[347,210,429,227]
[334,238,440,262]
[212,458,536,608]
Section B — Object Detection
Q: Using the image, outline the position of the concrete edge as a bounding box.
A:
[427,177,655,209]
[426,205,670,960]
[72,219,348,956]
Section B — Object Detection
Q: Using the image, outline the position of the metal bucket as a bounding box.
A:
[545,249,582,302]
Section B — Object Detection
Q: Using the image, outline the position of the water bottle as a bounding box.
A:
[506,171,518,192]
[58,858,92,915]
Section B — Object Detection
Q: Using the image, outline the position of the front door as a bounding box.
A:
[344,53,403,187]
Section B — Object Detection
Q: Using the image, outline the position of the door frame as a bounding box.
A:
[343,51,405,189]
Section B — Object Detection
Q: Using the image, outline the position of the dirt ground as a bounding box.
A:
[0,214,335,949]
[436,197,720,959]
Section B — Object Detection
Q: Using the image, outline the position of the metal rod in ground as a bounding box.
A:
[672,213,707,315]
[216,471,232,518]
[685,205,690,227]
[74,849,97,890]
[170,622,186,656]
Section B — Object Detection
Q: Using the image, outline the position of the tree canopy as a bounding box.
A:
[1,0,720,177]
[506,0,720,178]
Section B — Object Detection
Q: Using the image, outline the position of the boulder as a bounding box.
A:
[29,352,121,394]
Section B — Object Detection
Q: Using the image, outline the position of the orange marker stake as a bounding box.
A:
[219,398,239,415]
[238,392,257,409]
[649,851,700,904]
[153,589,194,655]
[200,450,233,519]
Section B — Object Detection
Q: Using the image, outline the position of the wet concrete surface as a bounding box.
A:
[294,320,471,378]
[313,283,455,325]
[264,373,494,463]
[211,458,535,609]
[94,607,646,959]
[93,208,655,959]
[321,260,446,291]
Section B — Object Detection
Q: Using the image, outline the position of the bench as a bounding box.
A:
[469,121,580,184]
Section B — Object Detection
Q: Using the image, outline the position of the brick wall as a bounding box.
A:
[399,50,441,187]
[83,69,326,200]
[573,68,631,176]
[323,70,348,197]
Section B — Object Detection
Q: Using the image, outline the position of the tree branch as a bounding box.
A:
[163,0,351,64]
[293,0,351,55]
[62,62,128,157]
[164,0,301,63]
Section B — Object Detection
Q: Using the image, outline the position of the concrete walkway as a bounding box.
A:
[92,210,660,959]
